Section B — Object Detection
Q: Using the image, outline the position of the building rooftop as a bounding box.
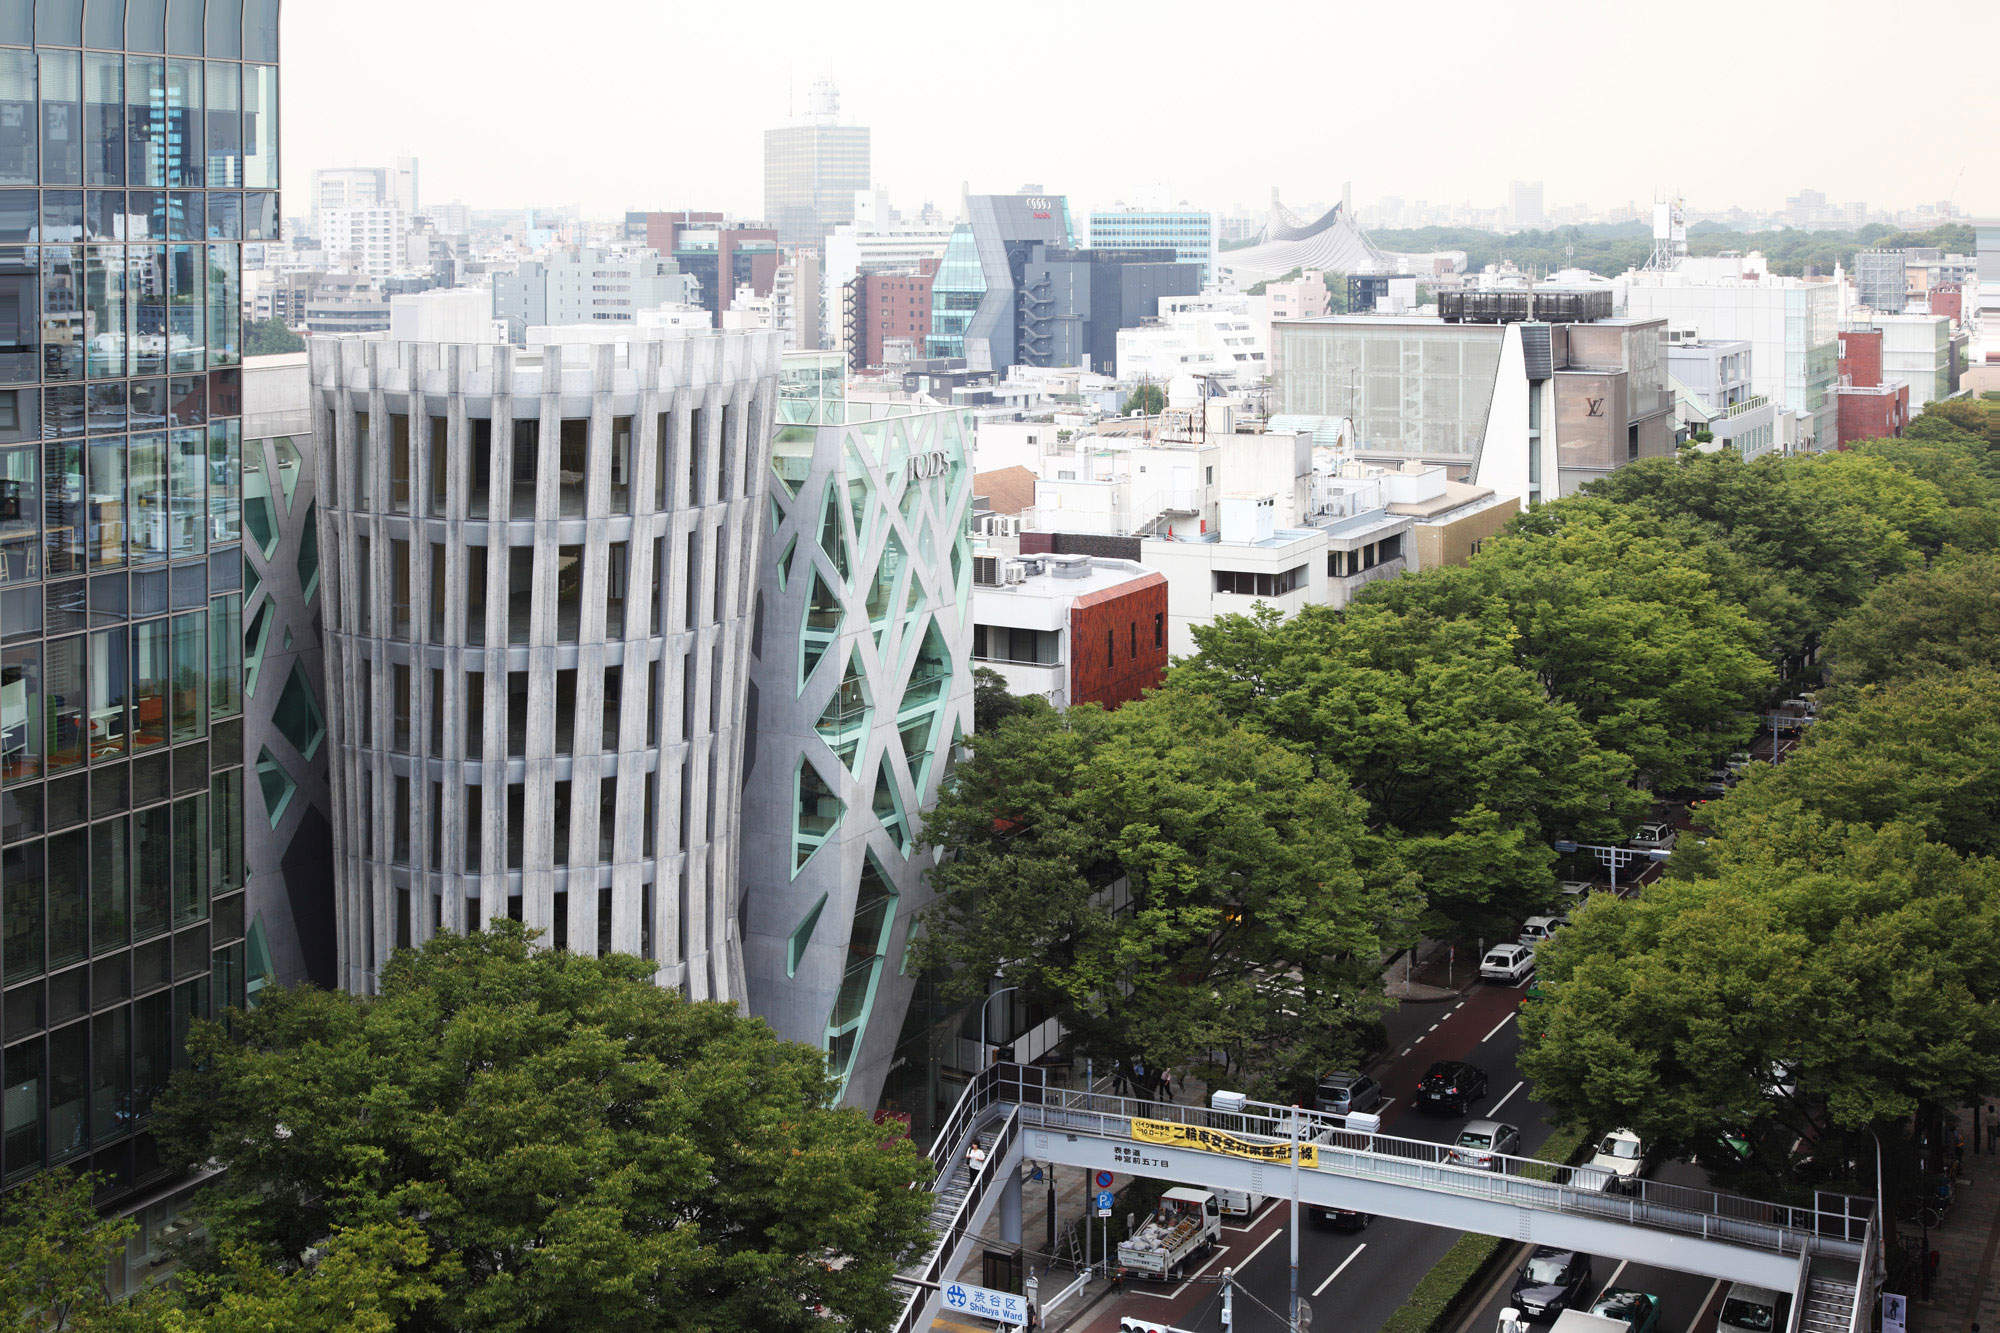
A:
[975,555,1160,600]
[1384,479,1498,519]
[974,466,1039,515]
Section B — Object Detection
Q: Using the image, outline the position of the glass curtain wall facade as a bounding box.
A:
[1277,319,1506,463]
[310,332,781,1003]
[0,0,274,1203]
[742,352,975,1111]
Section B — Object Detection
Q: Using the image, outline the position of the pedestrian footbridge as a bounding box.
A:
[892,1065,1876,1333]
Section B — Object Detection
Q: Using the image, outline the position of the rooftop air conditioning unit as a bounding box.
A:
[1001,560,1027,585]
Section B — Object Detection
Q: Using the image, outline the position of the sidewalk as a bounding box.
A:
[1908,1106,2000,1333]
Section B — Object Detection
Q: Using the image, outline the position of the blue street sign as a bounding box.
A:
[1096,1189,1115,1211]
[941,1282,1027,1324]
[1095,1169,1114,1188]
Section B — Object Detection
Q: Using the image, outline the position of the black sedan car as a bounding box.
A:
[1510,1246,1593,1321]
[1307,1203,1372,1230]
[1415,1060,1489,1115]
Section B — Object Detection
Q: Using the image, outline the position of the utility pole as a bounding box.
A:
[1290,1108,1302,1329]
[1222,1265,1235,1329]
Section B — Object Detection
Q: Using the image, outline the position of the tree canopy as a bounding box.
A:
[1822,553,2000,687]
[912,689,1416,1100]
[1123,384,1166,416]
[243,317,305,356]
[155,923,932,1333]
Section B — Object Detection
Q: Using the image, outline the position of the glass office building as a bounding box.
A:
[0,0,277,1213]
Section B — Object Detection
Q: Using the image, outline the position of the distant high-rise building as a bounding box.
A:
[628,213,780,320]
[490,247,700,343]
[1086,206,1219,285]
[0,0,280,1232]
[320,203,409,281]
[764,80,872,246]
[1509,181,1546,231]
[926,194,1074,370]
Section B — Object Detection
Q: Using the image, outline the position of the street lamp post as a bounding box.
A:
[1552,841,1670,896]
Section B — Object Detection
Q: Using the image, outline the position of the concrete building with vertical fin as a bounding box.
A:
[308,331,782,1000]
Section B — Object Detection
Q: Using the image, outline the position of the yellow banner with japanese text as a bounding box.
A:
[1130,1117,1319,1168]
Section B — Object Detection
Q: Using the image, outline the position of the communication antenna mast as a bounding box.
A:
[1645,195,1687,271]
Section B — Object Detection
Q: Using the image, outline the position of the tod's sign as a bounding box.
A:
[906,449,952,482]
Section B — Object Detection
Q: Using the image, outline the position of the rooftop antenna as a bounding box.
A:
[1645,194,1687,271]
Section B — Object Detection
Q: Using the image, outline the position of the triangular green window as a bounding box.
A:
[775,533,797,592]
[816,649,871,776]
[794,756,845,875]
[863,529,907,636]
[824,852,900,1090]
[800,564,840,688]
[872,756,911,854]
[787,892,828,977]
[771,424,815,498]
[818,479,850,580]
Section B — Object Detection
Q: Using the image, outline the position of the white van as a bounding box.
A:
[1718,1283,1790,1333]
[1628,822,1677,851]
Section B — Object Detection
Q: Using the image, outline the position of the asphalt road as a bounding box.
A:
[1076,969,1551,1332]
[1454,1157,1734,1333]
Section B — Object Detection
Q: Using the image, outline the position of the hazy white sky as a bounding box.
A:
[282,0,1999,223]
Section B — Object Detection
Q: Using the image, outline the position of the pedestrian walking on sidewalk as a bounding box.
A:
[1160,1067,1176,1103]
[1987,1105,1998,1153]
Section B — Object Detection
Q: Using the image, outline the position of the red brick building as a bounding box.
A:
[1833,325,1908,444]
[1837,328,1883,387]
[843,262,937,372]
[1929,284,1963,325]
[971,555,1166,711]
[1068,575,1170,709]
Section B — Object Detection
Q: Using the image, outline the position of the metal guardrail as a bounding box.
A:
[993,1066,1872,1260]
[887,1066,1874,1332]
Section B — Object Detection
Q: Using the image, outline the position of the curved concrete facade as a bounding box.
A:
[309,332,781,999]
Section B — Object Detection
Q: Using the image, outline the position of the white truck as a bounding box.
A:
[1501,1308,1630,1333]
[1116,1187,1222,1281]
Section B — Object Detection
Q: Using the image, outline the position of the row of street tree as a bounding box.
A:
[923,398,2000,1203]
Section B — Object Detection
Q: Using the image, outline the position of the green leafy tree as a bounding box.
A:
[912,690,1417,1100]
[1581,450,1921,648]
[1123,383,1166,416]
[0,1170,148,1331]
[1168,602,1643,938]
[1697,669,2000,860]
[0,1170,436,1332]
[1521,821,2000,1187]
[1822,554,2000,686]
[155,923,932,1333]
[242,318,305,356]
[1850,436,2000,548]
[1361,506,1772,790]
[972,665,1052,733]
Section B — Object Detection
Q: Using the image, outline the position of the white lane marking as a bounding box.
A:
[1398,1047,1413,1059]
[1428,1022,1441,1033]
[1593,1258,1630,1302]
[1489,1080,1525,1115]
[1135,1219,1283,1300]
[1481,1012,1515,1044]
[1313,1242,1368,1297]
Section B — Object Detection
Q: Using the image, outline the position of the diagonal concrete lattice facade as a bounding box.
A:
[741,353,976,1108]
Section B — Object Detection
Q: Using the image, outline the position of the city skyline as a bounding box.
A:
[282,0,2000,224]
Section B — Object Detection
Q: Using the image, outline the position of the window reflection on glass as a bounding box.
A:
[0,644,41,784]
[89,626,126,759]
[128,432,168,563]
[168,427,205,558]
[0,444,37,585]
[87,439,125,568]
[131,616,168,751]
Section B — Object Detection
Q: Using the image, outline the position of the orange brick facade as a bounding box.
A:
[1067,573,1169,709]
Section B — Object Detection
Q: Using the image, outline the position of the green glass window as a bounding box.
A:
[168,427,206,558]
[272,660,323,760]
[793,756,843,874]
[208,419,240,543]
[91,817,128,955]
[786,892,827,978]
[208,594,240,719]
[293,501,317,600]
[212,768,243,898]
[254,745,293,828]
[1,645,41,785]
[170,607,204,742]
[132,803,171,940]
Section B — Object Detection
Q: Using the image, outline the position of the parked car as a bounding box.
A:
[1481,942,1536,983]
[1313,1070,1383,1118]
[1308,1203,1372,1230]
[1518,915,1570,945]
[1449,1118,1522,1171]
[1724,751,1755,776]
[1416,1061,1490,1115]
[1590,1290,1662,1333]
[1587,1128,1647,1193]
[1510,1246,1594,1320]
[1559,880,1594,904]
[1719,1284,1790,1333]
[1699,772,1735,798]
[1628,822,1677,851]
